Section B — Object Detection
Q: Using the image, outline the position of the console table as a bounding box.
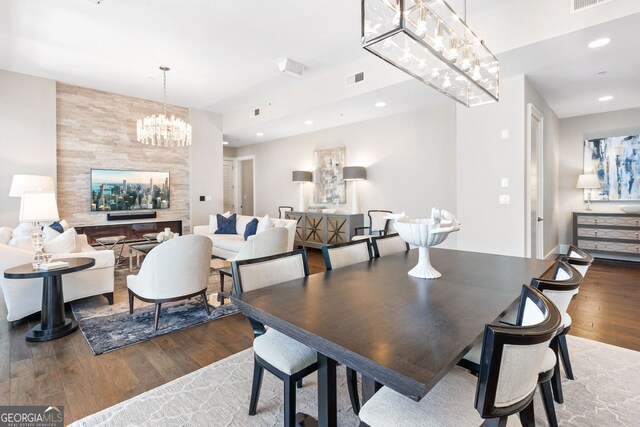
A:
[573,212,640,262]
[285,211,364,248]
[76,220,182,245]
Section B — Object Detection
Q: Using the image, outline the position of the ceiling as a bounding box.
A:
[1,0,639,144]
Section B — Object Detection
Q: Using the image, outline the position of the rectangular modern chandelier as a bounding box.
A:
[362,0,499,107]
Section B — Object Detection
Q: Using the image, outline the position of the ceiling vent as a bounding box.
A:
[345,71,365,87]
[251,108,260,118]
[570,0,615,13]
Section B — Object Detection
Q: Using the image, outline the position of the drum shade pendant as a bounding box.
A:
[137,67,192,147]
[362,0,499,107]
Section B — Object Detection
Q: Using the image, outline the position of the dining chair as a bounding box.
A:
[278,205,294,219]
[562,245,594,278]
[127,235,212,331]
[353,209,393,240]
[359,285,562,427]
[321,239,373,415]
[370,233,409,258]
[231,249,318,427]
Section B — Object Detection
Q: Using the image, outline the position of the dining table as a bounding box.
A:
[231,247,551,427]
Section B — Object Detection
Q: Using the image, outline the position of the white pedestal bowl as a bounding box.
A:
[394,212,460,279]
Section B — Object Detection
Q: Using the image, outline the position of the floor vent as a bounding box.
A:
[345,71,365,87]
[570,0,614,13]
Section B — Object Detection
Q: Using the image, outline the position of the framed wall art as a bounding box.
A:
[584,134,640,201]
[313,146,346,204]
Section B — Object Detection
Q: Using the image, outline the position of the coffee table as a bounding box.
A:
[209,258,232,306]
[4,257,95,342]
[129,242,160,272]
[96,235,127,265]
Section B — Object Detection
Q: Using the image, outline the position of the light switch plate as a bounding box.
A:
[501,178,509,188]
[205,195,212,201]
[501,129,509,140]
[499,195,510,204]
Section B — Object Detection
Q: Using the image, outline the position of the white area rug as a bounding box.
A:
[70,335,640,426]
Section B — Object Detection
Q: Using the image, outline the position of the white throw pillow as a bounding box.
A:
[273,219,288,228]
[209,211,231,233]
[42,225,61,241]
[256,214,272,234]
[44,227,77,254]
[8,235,33,251]
[11,222,32,238]
[0,227,13,245]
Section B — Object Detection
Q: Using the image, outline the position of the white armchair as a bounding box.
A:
[127,234,213,331]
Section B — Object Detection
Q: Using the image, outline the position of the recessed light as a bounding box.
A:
[375,101,386,108]
[304,120,314,125]
[256,132,264,137]
[588,38,610,48]
[222,141,229,145]
[598,95,613,102]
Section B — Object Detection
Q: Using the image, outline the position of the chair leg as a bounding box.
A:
[539,380,559,427]
[201,290,211,315]
[296,379,303,389]
[550,338,564,404]
[248,359,264,416]
[284,378,296,427]
[154,303,162,331]
[103,292,114,305]
[480,417,508,427]
[346,367,361,415]
[558,334,575,380]
[128,289,134,314]
[518,400,535,427]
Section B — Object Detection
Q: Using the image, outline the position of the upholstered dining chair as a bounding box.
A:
[278,205,294,219]
[127,235,212,331]
[370,233,409,258]
[353,209,393,240]
[359,285,562,427]
[231,249,318,427]
[562,245,594,278]
[322,238,373,414]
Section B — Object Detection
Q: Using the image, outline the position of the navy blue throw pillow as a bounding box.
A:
[214,213,237,235]
[244,218,259,241]
[48,221,64,234]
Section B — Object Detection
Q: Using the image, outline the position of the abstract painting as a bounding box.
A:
[584,135,640,201]
[313,147,346,204]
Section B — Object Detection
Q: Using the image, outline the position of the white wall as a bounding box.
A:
[558,107,640,245]
[235,102,458,241]
[525,78,561,257]
[456,76,526,256]
[0,70,56,227]
[189,109,224,227]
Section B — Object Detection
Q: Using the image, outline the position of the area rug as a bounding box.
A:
[71,267,239,355]
[69,335,640,426]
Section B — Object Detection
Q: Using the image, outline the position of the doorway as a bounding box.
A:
[526,103,544,259]
[232,155,255,216]
[222,158,234,212]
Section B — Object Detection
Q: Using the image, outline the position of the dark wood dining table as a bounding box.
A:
[232,248,551,427]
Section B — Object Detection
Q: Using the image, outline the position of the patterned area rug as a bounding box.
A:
[71,266,239,355]
[69,335,640,426]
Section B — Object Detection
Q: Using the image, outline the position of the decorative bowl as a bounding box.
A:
[394,208,460,279]
[619,204,640,214]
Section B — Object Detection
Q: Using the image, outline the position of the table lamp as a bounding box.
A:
[9,175,55,197]
[576,174,600,211]
[343,166,367,214]
[20,191,60,268]
[292,171,312,212]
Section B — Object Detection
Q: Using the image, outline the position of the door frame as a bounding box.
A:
[233,155,256,216]
[525,103,544,259]
[222,157,235,212]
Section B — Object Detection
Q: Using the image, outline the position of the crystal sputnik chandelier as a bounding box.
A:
[137,66,192,147]
[362,0,499,107]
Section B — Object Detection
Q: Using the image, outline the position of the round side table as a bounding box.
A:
[4,257,95,342]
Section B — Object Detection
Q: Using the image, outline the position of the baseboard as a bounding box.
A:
[545,245,561,260]
[558,244,570,255]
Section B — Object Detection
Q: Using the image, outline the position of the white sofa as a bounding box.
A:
[193,214,297,259]
[0,227,115,322]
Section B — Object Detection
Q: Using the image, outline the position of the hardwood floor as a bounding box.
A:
[0,250,637,424]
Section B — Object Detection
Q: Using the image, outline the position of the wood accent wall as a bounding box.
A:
[56,83,191,233]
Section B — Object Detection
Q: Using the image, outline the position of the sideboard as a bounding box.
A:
[285,212,364,248]
[573,212,640,262]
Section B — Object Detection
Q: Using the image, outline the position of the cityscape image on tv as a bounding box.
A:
[90,169,170,211]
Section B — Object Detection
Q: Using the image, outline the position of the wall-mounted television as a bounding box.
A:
[90,169,170,211]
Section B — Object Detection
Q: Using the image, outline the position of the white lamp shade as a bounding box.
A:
[19,192,60,223]
[576,174,600,189]
[9,175,55,197]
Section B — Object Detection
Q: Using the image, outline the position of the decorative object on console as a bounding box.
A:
[156,228,176,243]
[292,171,312,211]
[394,208,460,279]
[362,0,499,107]
[19,191,60,269]
[136,66,192,147]
[313,146,346,204]
[343,166,367,214]
[91,169,170,211]
[9,175,55,197]
[584,134,640,201]
[576,174,600,211]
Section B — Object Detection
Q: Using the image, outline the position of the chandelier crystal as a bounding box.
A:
[137,66,192,147]
[362,0,499,107]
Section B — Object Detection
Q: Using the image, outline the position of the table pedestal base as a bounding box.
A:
[295,413,317,427]
[26,318,78,342]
